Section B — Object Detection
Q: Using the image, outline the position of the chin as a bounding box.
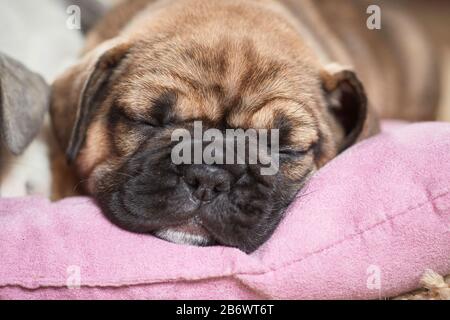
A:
[154,219,214,246]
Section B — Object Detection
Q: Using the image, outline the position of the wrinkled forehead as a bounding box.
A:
[115,39,321,146]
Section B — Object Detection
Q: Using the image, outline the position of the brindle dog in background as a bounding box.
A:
[51,0,444,252]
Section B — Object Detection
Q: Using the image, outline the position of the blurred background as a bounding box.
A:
[392,0,450,121]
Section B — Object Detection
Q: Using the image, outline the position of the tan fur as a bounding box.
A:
[50,148,81,199]
[76,120,110,178]
[51,0,384,194]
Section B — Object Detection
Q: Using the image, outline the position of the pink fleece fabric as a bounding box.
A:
[0,122,449,300]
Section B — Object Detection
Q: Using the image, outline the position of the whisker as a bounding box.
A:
[72,178,90,193]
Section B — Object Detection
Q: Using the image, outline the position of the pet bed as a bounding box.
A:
[0,122,449,299]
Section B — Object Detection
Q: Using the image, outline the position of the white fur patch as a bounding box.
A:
[155,229,211,246]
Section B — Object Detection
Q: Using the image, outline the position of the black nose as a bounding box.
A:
[184,165,232,202]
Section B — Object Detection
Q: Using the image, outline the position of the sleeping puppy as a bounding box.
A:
[50,0,440,252]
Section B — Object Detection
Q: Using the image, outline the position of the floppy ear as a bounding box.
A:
[0,54,49,155]
[50,39,130,163]
[321,63,380,152]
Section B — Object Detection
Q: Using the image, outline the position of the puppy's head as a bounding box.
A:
[51,6,378,253]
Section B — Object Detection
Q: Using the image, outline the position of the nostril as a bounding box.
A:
[193,186,214,202]
[214,181,230,193]
[185,176,199,189]
[184,165,232,201]
[192,179,199,189]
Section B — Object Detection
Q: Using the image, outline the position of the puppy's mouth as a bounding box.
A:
[153,218,215,246]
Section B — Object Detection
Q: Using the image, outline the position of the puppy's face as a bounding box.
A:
[51,15,378,253]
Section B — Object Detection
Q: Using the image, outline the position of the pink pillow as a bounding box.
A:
[0,122,449,299]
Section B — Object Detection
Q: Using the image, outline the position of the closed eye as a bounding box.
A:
[278,147,309,157]
[118,109,157,127]
[149,91,177,126]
